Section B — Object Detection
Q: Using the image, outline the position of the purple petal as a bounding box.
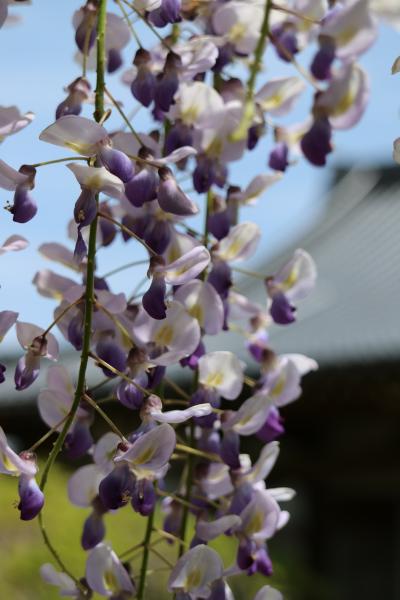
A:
[131,67,156,107]
[11,187,37,223]
[310,36,336,81]
[157,167,198,216]
[99,465,135,510]
[142,275,167,320]
[270,292,296,325]
[18,476,44,521]
[99,146,134,182]
[74,188,97,227]
[14,354,40,391]
[268,142,289,172]
[300,117,333,167]
[256,407,285,443]
[131,479,156,516]
[82,511,106,550]
[64,420,93,459]
[125,168,158,207]
[107,48,123,73]
[96,340,127,377]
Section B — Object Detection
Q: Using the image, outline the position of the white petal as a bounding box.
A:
[198,351,244,400]
[150,403,212,424]
[67,163,125,198]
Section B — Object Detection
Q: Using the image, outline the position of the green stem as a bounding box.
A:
[98,210,157,256]
[27,415,69,453]
[178,422,194,558]
[101,259,148,278]
[115,0,142,46]
[38,513,86,592]
[126,1,173,51]
[38,0,107,583]
[104,86,143,145]
[30,156,88,168]
[137,507,155,600]
[83,393,126,440]
[247,0,273,98]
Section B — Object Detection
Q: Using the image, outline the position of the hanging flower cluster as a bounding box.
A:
[0,0,390,598]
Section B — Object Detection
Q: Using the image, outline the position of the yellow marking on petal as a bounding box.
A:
[270,374,286,399]
[65,141,93,154]
[330,88,356,117]
[134,446,155,465]
[245,510,264,536]
[336,26,357,48]
[282,266,299,290]
[188,303,203,324]
[229,22,247,43]
[205,137,223,158]
[259,93,284,112]
[220,239,243,261]
[1,453,19,474]
[154,324,174,347]
[103,570,119,592]
[86,174,104,190]
[185,568,202,591]
[205,371,224,388]
[182,106,200,126]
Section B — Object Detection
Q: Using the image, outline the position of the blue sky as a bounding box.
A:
[0,2,399,352]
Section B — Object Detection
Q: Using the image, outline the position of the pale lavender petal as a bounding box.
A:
[0,310,18,340]
[115,423,176,478]
[85,543,135,597]
[150,403,212,423]
[253,585,283,600]
[174,280,224,334]
[0,426,37,477]
[196,515,241,541]
[0,235,29,255]
[157,246,210,285]
[0,106,34,138]
[39,115,108,155]
[32,269,76,299]
[168,545,224,598]
[240,489,281,541]
[0,159,28,191]
[216,222,261,263]
[67,465,103,508]
[40,564,79,597]
[242,441,280,484]
[154,146,197,166]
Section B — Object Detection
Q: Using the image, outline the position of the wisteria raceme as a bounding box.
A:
[0,0,392,598]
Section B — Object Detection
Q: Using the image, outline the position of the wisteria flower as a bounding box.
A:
[168,544,224,598]
[198,351,244,400]
[85,542,135,597]
[0,427,44,520]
